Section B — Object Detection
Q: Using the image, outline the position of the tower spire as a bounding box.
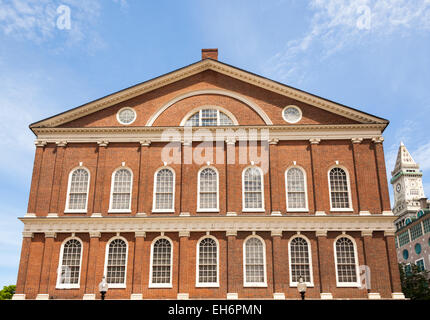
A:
[392,142,418,175]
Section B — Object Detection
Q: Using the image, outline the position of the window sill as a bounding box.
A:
[56,285,80,290]
[152,210,175,213]
[197,209,220,213]
[64,210,87,214]
[196,283,219,288]
[243,283,268,288]
[336,283,361,288]
[286,209,309,213]
[290,282,314,288]
[107,284,127,289]
[149,284,173,288]
[108,209,132,213]
[330,208,354,212]
[242,209,265,213]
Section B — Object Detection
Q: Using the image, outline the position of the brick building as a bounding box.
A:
[13,49,404,300]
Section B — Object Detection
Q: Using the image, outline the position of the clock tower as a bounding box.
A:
[390,142,425,227]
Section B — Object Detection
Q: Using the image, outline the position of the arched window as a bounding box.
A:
[242,167,264,211]
[196,237,219,287]
[198,167,219,211]
[57,238,82,288]
[109,168,133,212]
[285,167,308,211]
[184,108,235,126]
[153,168,175,212]
[65,168,90,212]
[243,236,267,286]
[289,236,313,285]
[150,238,173,287]
[105,238,128,287]
[328,167,352,210]
[334,236,359,286]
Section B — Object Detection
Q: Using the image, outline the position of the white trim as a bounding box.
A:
[197,166,220,212]
[147,89,272,126]
[282,105,302,124]
[103,236,129,288]
[285,166,309,212]
[56,236,83,289]
[333,234,360,287]
[149,236,174,288]
[243,235,268,287]
[415,257,425,270]
[152,166,176,213]
[116,107,136,125]
[327,165,354,212]
[288,234,314,287]
[196,235,220,287]
[242,166,265,212]
[108,167,134,213]
[64,166,90,213]
[180,105,239,126]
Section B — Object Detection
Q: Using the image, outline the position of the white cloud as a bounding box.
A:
[265,0,430,83]
[411,141,430,171]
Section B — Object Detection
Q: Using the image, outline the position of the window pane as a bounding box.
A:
[68,169,89,210]
[335,237,357,283]
[184,109,234,127]
[290,237,311,282]
[106,239,127,284]
[111,169,132,210]
[155,169,174,210]
[245,237,265,283]
[198,238,217,283]
[329,168,350,209]
[59,239,82,285]
[152,239,171,284]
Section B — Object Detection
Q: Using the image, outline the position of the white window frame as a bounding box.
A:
[152,167,176,213]
[149,236,173,288]
[282,105,302,124]
[64,166,90,213]
[197,166,219,212]
[108,167,133,213]
[415,258,426,270]
[288,235,314,287]
[180,105,239,126]
[116,107,136,125]
[103,236,128,289]
[242,166,265,212]
[56,237,83,289]
[243,235,267,287]
[333,234,360,287]
[285,166,309,212]
[328,165,354,212]
[195,235,220,287]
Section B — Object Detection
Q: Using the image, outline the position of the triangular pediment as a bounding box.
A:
[30,58,388,130]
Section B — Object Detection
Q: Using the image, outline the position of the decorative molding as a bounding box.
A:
[136,212,147,217]
[89,231,101,238]
[179,212,191,217]
[225,137,236,145]
[22,232,33,238]
[47,213,58,218]
[271,230,283,237]
[56,141,67,147]
[273,293,286,300]
[226,212,237,216]
[372,136,384,144]
[368,292,381,299]
[359,211,371,216]
[179,231,190,237]
[225,230,237,237]
[361,230,373,237]
[351,137,363,144]
[130,293,143,300]
[392,292,406,299]
[268,138,279,145]
[12,294,26,300]
[24,213,36,218]
[315,230,328,237]
[315,211,326,216]
[34,140,47,147]
[18,215,397,235]
[91,213,102,218]
[270,211,282,216]
[140,140,151,147]
[384,230,396,237]
[177,293,189,300]
[45,232,56,238]
[320,293,333,299]
[135,231,146,238]
[382,211,394,216]
[82,294,96,300]
[309,138,321,145]
[97,141,109,147]
[35,294,49,300]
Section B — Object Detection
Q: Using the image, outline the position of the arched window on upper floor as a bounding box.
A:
[152,167,175,212]
[285,167,308,212]
[182,107,237,127]
[65,167,90,213]
[242,166,265,212]
[328,167,353,211]
[197,167,219,212]
[109,168,133,212]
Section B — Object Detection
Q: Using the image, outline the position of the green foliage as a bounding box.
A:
[0,285,16,300]
[399,263,430,300]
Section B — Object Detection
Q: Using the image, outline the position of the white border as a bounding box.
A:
[56,237,83,289]
[242,166,265,212]
[108,167,133,213]
[282,105,302,124]
[288,234,314,287]
[333,234,360,287]
[103,236,129,288]
[327,165,354,212]
[149,236,173,288]
[197,166,219,212]
[415,258,425,270]
[152,166,176,213]
[180,105,239,126]
[285,166,309,212]
[64,166,90,213]
[195,235,220,287]
[243,235,267,287]
[116,107,136,125]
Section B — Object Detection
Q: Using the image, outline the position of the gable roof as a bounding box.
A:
[29,57,389,132]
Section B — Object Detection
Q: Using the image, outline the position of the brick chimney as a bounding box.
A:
[201,48,218,60]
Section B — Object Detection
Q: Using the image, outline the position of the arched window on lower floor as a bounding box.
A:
[334,236,359,287]
[149,237,173,287]
[196,237,219,287]
[56,238,83,288]
[243,236,267,287]
[289,236,313,286]
[104,237,128,288]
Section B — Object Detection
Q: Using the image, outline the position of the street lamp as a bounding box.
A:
[99,276,108,300]
[297,276,307,300]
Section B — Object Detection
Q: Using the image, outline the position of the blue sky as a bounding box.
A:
[0,0,429,288]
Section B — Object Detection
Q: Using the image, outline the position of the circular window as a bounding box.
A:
[402,249,409,260]
[282,105,302,123]
[415,243,422,254]
[117,107,136,125]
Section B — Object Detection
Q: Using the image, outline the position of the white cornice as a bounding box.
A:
[18,215,396,235]
[30,60,387,129]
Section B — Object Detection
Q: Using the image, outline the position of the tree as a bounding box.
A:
[399,263,430,300]
[0,285,16,300]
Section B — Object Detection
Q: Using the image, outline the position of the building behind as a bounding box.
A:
[13,49,404,300]
[391,142,430,276]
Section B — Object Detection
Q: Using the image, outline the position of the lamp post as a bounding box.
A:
[297,276,307,300]
[98,276,108,300]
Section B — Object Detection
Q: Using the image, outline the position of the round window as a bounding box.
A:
[402,249,409,260]
[415,243,422,254]
[117,107,136,125]
[282,105,302,123]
